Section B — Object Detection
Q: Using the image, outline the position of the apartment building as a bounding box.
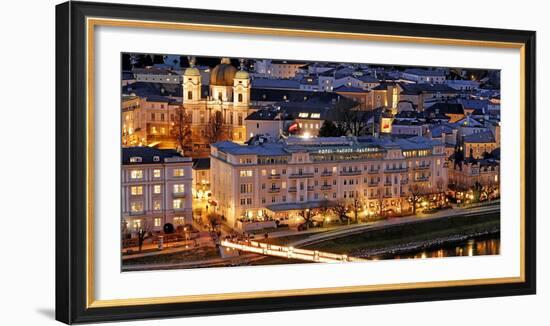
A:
[122,147,193,235]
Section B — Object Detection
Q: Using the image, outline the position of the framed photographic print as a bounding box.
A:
[55,1,536,324]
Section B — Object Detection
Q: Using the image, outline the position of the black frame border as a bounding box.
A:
[56,1,536,324]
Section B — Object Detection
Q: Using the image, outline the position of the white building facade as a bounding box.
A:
[210,137,448,230]
[122,148,193,235]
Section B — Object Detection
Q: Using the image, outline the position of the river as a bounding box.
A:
[371,236,500,260]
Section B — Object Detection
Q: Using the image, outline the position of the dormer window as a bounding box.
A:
[129,157,142,163]
[153,156,160,162]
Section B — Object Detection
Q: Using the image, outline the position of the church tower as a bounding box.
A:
[182,56,201,104]
[233,58,250,107]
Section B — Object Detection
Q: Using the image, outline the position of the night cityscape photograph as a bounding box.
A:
[120,53,501,271]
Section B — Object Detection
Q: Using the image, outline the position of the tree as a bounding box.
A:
[435,177,446,207]
[349,193,364,223]
[207,212,222,230]
[136,220,153,252]
[298,209,314,229]
[376,191,385,216]
[206,111,225,143]
[319,120,343,137]
[332,200,350,223]
[317,200,331,221]
[171,106,192,154]
[408,184,427,215]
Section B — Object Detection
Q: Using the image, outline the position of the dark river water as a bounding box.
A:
[372,236,500,260]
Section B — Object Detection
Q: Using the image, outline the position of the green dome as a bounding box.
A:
[183,67,200,76]
[235,70,250,79]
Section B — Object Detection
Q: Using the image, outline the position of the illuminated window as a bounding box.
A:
[173,217,186,225]
[130,186,143,195]
[173,168,185,177]
[153,200,161,211]
[154,217,162,227]
[173,199,183,209]
[153,185,161,194]
[310,113,320,119]
[130,170,143,179]
[132,219,141,229]
[173,184,185,193]
[240,170,253,177]
[298,112,309,118]
[282,182,287,189]
[130,202,143,212]
[261,169,267,176]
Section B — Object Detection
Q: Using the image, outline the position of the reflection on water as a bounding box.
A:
[373,237,500,260]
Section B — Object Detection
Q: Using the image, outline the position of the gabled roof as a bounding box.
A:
[454,116,484,128]
[430,124,456,137]
[463,130,495,143]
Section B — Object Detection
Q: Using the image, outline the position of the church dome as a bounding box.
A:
[209,58,237,86]
[235,70,250,79]
[183,67,200,76]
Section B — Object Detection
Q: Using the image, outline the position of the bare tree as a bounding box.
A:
[434,177,446,207]
[317,199,331,220]
[332,200,350,223]
[207,212,222,230]
[376,191,385,216]
[206,110,225,143]
[136,220,153,252]
[349,193,364,223]
[408,184,427,215]
[172,105,192,154]
[298,209,314,229]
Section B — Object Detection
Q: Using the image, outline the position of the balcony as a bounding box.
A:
[368,182,379,187]
[400,179,409,184]
[367,169,380,174]
[172,192,187,198]
[129,210,144,216]
[384,167,408,173]
[289,172,314,179]
[267,174,281,180]
[415,176,430,182]
[320,185,332,191]
[288,187,297,192]
[340,170,362,176]
[383,193,394,198]
[268,187,280,193]
[320,171,333,177]
[413,165,431,171]
[384,181,393,186]
[307,186,315,191]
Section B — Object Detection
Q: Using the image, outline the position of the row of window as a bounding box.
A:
[130,198,186,212]
[129,168,185,180]
[238,161,438,179]
[129,216,186,229]
[130,184,186,195]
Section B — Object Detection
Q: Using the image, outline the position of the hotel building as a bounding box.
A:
[122,147,193,235]
[210,136,448,230]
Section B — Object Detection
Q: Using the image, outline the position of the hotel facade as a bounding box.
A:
[210,136,448,230]
[122,147,193,235]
